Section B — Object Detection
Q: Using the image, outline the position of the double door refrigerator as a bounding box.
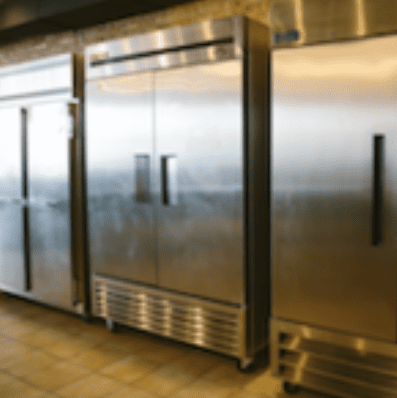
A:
[271,0,397,396]
[85,16,270,368]
[0,54,87,313]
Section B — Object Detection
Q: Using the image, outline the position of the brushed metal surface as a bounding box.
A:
[93,274,245,359]
[86,72,157,285]
[86,17,242,80]
[0,54,73,100]
[271,0,397,47]
[155,60,244,304]
[27,102,73,310]
[272,318,397,397]
[272,36,397,341]
[0,107,24,290]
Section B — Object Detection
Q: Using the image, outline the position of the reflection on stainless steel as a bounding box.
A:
[86,17,270,367]
[0,54,86,314]
[272,25,397,397]
[273,35,397,342]
[0,54,73,100]
[27,103,72,309]
[271,0,397,47]
[0,107,24,291]
[86,71,157,284]
[86,18,240,80]
[155,61,243,303]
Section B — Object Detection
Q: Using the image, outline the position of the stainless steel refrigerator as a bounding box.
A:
[0,54,87,314]
[271,0,397,396]
[85,16,270,368]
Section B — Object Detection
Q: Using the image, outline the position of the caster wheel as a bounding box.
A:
[283,381,299,394]
[106,319,117,333]
[237,358,255,373]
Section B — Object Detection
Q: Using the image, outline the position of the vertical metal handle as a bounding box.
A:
[161,155,178,206]
[372,134,384,247]
[21,108,31,291]
[135,154,151,203]
[68,102,81,305]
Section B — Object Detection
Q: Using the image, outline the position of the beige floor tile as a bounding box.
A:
[0,378,50,398]
[56,373,124,398]
[201,363,257,389]
[72,344,130,370]
[23,360,91,391]
[244,369,283,396]
[134,361,202,397]
[50,316,88,336]
[43,336,95,359]
[0,338,32,363]
[134,340,190,364]
[170,378,239,398]
[0,313,23,326]
[0,342,34,369]
[6,350,60,377]
[169,351,224,378]
[99,353,162,383]
[77,325,114,345]
[230,390,270,398]
[0,371,16,385]
[101,333,156,355]
[0,318,44,338]
[107,386,162,398]
[20,327,72,349]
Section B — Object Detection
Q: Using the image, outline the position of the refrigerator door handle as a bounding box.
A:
[372,134,385,246]
[21,107,31,291]
[161,155,178,206]
[135,154,151,203]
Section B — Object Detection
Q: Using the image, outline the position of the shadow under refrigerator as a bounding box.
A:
[0,54,88,314]
[271,0,397,396]
[85,16,270,368]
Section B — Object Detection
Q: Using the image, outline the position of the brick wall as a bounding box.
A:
[0,0,271,66]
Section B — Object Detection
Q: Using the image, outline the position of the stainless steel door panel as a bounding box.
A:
[272,37,397,341]
[28,103,73,310]
[155,60,244,304]
[86,72,156,284]
[0,108,24,290]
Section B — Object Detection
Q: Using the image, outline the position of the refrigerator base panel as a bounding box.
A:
[93,274,251,364]
[271,317,397,398]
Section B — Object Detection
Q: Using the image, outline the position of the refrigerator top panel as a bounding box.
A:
[85,16,249,80]
[0,53,81,103]
[271,0,397,48]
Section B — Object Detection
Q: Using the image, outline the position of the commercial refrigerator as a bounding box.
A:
[85,16,270,368]
[271,0,397,396]
[0,54,88,314]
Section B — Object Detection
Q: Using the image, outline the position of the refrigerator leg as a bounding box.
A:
[283,381,300,394]
[237,356,254,372]
[106,318,117,333]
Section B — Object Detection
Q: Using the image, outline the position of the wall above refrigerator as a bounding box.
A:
[0,0,193,45]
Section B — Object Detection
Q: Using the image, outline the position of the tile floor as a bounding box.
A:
[0,293,333,398]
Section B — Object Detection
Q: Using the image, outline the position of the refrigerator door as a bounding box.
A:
[86,72,156,284]
[27,102,74,310]
[155,60,244,304]
[0,107,25,291]
[272,36,397,341]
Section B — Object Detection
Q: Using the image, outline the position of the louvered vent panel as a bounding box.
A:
[93,275,244,358]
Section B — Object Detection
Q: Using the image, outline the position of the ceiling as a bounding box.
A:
[0,0,193,45]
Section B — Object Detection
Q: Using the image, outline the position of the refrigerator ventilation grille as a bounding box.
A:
[275,322,397,398]
[93,275,244,358]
